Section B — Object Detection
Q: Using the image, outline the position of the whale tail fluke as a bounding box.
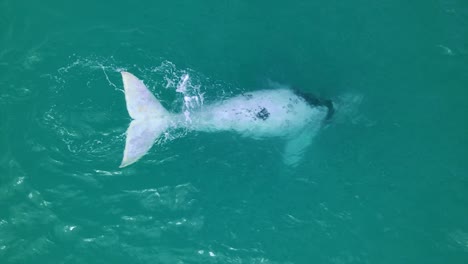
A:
[120,72,169,168]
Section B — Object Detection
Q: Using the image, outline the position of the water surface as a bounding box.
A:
[1,0,467,263]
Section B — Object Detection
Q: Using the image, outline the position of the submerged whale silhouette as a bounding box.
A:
[119,72,333,168]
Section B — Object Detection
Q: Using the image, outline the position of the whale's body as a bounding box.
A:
[119,72,332,168]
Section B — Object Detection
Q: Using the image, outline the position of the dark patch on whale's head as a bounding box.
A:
[322,99,334,121]
[293,89,334,121]
[256,107,270,120]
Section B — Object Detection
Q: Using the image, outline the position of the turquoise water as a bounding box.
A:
[1,0,467,263]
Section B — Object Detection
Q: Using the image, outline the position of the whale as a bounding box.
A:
[119,72,333,168]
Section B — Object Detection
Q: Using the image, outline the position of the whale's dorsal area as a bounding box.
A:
[190,89,327,139]
[119,72,331,167]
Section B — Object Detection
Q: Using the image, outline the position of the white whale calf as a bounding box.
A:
[119,72,333,167]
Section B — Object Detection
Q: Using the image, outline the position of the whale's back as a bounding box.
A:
[191,89,328,138]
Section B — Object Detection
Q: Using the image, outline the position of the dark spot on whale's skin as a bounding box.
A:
[256,107,270,120]
[243,93,253,100]
[289,97,300,105]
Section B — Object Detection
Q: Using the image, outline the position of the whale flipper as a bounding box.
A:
[120,72,169,167]
[283,128,314,167]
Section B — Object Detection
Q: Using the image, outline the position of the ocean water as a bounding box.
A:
[1,0,467,263]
